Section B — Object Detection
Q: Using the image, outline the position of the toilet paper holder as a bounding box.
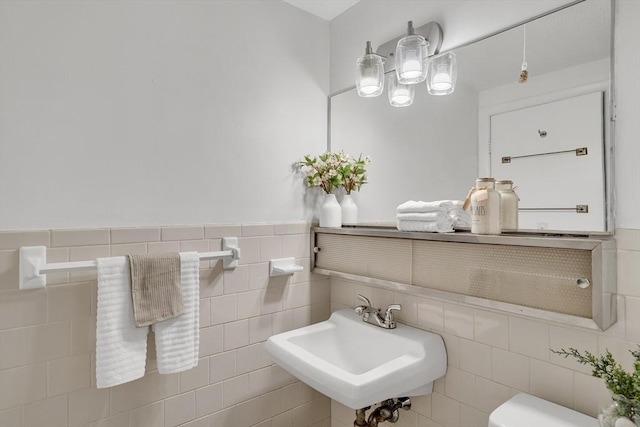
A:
[269,257,304,277]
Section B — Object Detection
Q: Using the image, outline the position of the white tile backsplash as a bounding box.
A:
[238,237,261,265]
[459,339,492,378]
[474,309,509,349]
[529,359,574,408]
[0,222,329,426]
[209,351,237,384]
[491,347,530,391]
[223,264,250,294]
[1,221,637,427]
[417,297,445,332]
[573,371,610,417]
[474,377,510,414]
[617,250,640,297]
[444,366,476,406]
[223,374,250,407]
[195,383,223,418]
[431,392,460,427]
[549,326,599,374]
[509,316,550,360]
[249,315,273,344]
[444,303,474,340]
[260,235,282,262]
[210,294,238,325]
[223,319,250,351]
[625,296,640,342]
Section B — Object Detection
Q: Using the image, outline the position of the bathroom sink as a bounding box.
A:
[264,308,447,409]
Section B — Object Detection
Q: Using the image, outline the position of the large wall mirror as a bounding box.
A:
[330,0,613,233]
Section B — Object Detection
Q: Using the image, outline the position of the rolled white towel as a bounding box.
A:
[448,209,470,228]
[397,200,455,214]
[397,212,450,222]
[453,215,470,228]
[397,219,454,233]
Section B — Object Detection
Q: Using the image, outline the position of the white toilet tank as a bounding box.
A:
[489,393,599,427]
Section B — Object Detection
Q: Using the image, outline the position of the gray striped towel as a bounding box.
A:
[128,253,185,327]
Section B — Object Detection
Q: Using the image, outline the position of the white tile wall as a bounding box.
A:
[1,226,637,427]
[0,222,331,427]
[330,228,640,427]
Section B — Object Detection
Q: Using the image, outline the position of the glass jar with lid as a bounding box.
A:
[496,180,519,231]
[470,177,501,234]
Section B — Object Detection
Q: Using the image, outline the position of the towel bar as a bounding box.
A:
[501,147,587,163]
[18,237,241,290]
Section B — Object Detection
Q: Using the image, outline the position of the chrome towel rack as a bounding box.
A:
[501,147,588,163]
[519,205,589,213]
[19,237,241,290]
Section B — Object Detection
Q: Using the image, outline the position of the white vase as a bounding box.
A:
[319,193,342,227]
[340,194,358,225]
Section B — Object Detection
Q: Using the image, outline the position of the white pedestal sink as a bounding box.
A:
[265,308,447,410]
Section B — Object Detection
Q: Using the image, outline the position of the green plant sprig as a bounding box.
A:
[551,346,640,401]
[341,154,371,195]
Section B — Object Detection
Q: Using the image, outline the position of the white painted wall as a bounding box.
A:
[614,0,640,230]
[0,0,329,230]
[1,0,637,231]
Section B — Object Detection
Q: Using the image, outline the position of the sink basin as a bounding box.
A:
[264,308,447,409]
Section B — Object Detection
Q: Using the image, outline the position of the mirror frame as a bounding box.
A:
[327,0,616,235]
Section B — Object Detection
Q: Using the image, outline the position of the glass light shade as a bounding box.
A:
[388,73,414,107]
[395,35,428,84]
[356,53,385,97]
[427,52,457,95]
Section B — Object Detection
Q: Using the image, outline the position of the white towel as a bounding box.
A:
[397,212,450,222]
[397,200,455,213]
[450,210,471,228]
[96,252,201,388]
[153,252,200,374]
[397,219,454,233]
[96,256,148,389]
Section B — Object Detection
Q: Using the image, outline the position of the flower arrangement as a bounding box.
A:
[340,153,371,195]
[552,346,640,424]
[297,151,371,194]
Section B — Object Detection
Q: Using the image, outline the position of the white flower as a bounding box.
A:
[297,151,371,194]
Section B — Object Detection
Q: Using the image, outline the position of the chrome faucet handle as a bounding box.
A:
[357,294,372,307]
[383,304,402,328]
[355,295,376,321]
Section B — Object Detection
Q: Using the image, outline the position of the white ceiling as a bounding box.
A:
[282,0,360,21]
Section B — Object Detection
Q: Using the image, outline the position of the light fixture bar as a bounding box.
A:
[375,21,443,69]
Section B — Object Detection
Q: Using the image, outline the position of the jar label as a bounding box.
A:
[475,189,489,202]
[471,205,486,216]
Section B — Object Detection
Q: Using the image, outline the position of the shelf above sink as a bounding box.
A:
[311,226,617,331]
[264,308,447,410]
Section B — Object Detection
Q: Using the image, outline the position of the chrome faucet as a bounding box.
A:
[355,294,402,329]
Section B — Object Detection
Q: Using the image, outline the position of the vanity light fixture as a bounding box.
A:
[426,52,457,95]
[388,73,414,107]
[356,20,455,106]
[355,41,385,97]
[395,21,428,84]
